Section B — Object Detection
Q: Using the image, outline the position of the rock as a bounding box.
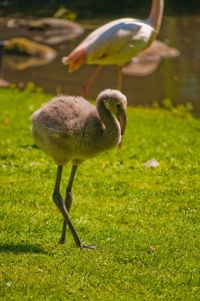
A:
[5,37,57,70]
[0,78,10,88]
[122,40,180,77]
[143,158,160,168]
[1,17,84,45]
[28,18,84,45]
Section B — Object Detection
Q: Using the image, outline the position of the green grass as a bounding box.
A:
[0,88,199,300]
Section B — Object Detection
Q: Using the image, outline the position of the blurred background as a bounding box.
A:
[0,0,200,113]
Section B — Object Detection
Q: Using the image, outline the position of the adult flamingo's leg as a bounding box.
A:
[82,65,102,97]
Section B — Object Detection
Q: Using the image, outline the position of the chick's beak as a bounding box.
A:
[117,108,127,136]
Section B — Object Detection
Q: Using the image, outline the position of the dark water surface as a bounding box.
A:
[1,15,200,113]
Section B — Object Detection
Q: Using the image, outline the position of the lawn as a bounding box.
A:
[0,87,199,300]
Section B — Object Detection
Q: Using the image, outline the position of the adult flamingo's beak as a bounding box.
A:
[62,48,87,72]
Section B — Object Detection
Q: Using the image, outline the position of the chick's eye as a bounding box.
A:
[117,104,121,109]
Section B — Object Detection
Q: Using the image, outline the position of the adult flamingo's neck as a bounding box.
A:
[147,0,164,34]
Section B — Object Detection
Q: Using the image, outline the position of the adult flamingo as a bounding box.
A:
[62,0,164,96]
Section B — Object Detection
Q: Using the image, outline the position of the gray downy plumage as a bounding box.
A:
[32,89,127,166]
[31,89,127,248]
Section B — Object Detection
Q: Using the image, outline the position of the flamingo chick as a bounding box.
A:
[62,0,164,96]
[32,89,127,248]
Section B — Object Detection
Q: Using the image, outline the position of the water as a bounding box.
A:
[1,15,200,113]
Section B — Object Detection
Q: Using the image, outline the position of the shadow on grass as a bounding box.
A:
[0,242,48,254]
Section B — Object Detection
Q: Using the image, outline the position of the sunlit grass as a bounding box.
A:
[0,88,199,300]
